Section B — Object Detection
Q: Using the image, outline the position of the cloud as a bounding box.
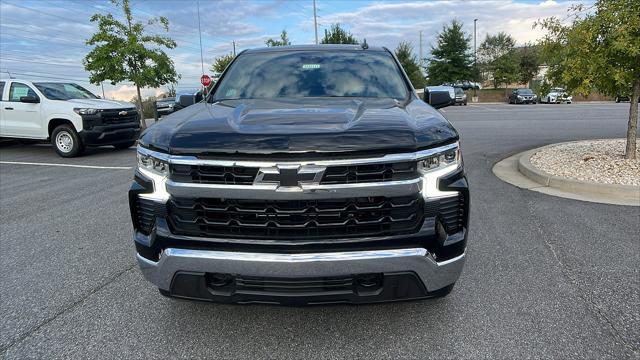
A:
[105,85,165,101]
[1,0,584,96]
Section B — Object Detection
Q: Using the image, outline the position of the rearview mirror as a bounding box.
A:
[424,86,454,109]
[20,95,40,104]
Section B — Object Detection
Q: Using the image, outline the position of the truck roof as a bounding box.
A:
[243,44,388,54]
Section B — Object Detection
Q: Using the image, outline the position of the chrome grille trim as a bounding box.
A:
[137,142,459,168]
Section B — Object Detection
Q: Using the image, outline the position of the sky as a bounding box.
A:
[0,0,582,101]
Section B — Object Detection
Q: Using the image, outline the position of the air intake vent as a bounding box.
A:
[424,194,465,234]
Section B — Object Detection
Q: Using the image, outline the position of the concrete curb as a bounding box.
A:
[517,143,640,203]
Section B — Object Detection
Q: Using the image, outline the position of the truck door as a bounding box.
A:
[2,82,43,138]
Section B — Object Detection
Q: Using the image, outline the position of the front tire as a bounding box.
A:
[615,96,620,103]
[51,124,84,157]
[113,141,136,150]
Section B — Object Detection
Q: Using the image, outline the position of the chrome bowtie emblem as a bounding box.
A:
[118,110,128,116]
[255,165,325,188]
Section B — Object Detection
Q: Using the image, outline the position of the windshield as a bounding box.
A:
[454,88,464,95]
[517,89,534,95]
[34,83,98,100]
[213,50,409,101]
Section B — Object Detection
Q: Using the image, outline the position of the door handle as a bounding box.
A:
[4,107,13,110]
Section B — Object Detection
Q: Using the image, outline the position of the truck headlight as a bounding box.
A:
[137,148,169,176]
[73,108,99,115]
[418,142,461,198]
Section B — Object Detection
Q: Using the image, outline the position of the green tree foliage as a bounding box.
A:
[425,20,472,86]
[518,43,540,86]
[83,0,179,129]
[394,42,425,89]
[321,24,359,45]
[493,51,520,89]
[537,0,639,159]
[265,30,291,47]
[211,53,234,73]
[477,32,518,88]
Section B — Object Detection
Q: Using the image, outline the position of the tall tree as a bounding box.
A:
[493,51,520,89]
[265,30,291,47]
[518,43,540,86]
[477,32,517,88]
[84,0,179,129]
[537,0,639,159]
[425,20,473,86]
[321,24,359,45]
[211,53,234,73]
[395,41,425,89]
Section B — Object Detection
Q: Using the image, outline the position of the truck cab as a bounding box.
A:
[0,79,141,157]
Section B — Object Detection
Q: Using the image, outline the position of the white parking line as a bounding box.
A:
[0,161,132,170]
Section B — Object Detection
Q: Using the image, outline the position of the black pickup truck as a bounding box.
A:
[129,45,469,305]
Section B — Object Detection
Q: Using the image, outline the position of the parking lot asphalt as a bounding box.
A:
[1,102,638,359]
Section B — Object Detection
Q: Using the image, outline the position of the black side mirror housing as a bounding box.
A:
[424,86,454,109]
[20,95,40,104]
[178,94,196,108]
[177,91,203,108]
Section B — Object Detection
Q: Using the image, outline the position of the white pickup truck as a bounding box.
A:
[0,79,141,157]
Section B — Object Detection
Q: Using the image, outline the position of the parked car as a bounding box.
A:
[131,45,469,305]
[508,88,537,104]
[614,95,640,103]
[0,79,140,157]
[155,97,175,115]
[450,80,481,90]
[540,88,572,104]
[454,87,468,105]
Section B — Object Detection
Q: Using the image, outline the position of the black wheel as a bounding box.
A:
[51,124,84,157]
[113,141,136,150]
[431,283,455,298]
[615,96,620,103]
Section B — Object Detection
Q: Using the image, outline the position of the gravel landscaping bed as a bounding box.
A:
[530,139,640,186]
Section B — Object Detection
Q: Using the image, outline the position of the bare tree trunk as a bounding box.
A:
[136,85,146,130]
[625,79,639,159]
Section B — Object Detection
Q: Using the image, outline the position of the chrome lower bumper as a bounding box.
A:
[137,247,465,293]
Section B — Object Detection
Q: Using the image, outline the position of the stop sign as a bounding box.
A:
[200,74,211,87]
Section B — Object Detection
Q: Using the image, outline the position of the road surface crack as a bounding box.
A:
[0,263,137,356]
[525,197,639,356]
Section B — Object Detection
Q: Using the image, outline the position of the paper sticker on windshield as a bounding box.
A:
[302,64,320,70]
[225,89,236,97]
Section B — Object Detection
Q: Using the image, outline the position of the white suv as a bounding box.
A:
[0,79,141,157]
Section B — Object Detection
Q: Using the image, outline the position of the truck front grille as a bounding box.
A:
[319,162,416,184]
[171,164,259,185]
[169,162,418,185]
[167,195,423,240]
[101,109,139,124]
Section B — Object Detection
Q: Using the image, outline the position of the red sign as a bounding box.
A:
[200,74,211,87]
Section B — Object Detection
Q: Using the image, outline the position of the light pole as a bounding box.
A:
[313,0,319,44]
[473,18,478,101]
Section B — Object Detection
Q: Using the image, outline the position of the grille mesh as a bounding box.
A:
[168,195,423,240]
[320,162,417,184]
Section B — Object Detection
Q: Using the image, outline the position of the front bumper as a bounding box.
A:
[79,125,141,146]
[138,247,465,304]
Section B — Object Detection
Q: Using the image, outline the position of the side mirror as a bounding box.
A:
[20,95,40,104]
[424,86,454,109]
[178,94,196,108]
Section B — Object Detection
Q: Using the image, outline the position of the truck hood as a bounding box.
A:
[65,99,135,109]
[140,97,459,156]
